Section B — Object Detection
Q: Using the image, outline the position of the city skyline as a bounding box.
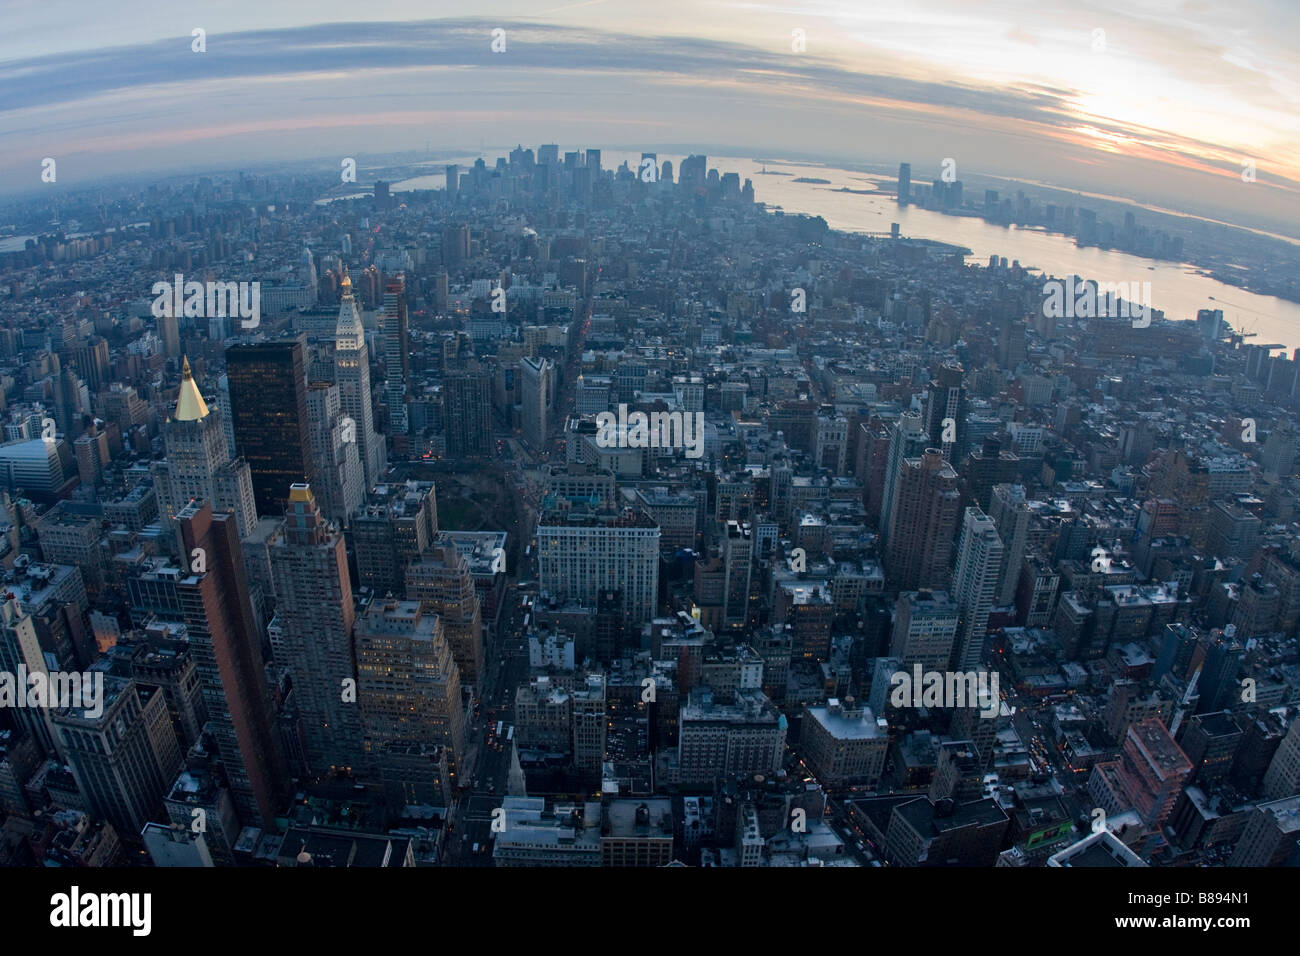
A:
[0,1,1297,904]
[1,2,1298,240]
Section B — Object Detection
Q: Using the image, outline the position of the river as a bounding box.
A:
[338,150,1300,354]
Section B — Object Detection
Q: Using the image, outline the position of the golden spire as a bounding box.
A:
[174,355,210,421]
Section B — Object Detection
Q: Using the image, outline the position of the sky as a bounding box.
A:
[1,0,1297,236]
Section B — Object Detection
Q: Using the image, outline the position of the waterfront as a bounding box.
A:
[599,152,1300,353]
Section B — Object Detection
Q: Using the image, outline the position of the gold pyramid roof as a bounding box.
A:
[174,356,210,421]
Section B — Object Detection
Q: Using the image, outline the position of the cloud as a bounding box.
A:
[0,14,1296,235]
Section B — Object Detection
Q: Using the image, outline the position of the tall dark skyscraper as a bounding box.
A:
[442,224,470,265]
[269,484,364,774]
[444,364,493,458]
[924,361,966,461]
[1196,628,1245,714]
[177,502,290,828]
[226,337,315,517]
[897,162,911,205]
[382,276,411,440]
[594,589,624,662]
[679,154,707,189]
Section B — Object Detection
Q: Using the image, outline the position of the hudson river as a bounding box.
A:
[382,151,1300,354]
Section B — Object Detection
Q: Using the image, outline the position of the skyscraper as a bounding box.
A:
[335,274,386,489]
[406,541,484,688]
[268,484,365,774]
[951,507,1004,672]
[1230,795,1300,866]
[217,373,237,458]
[352,480,439,598]
[356,599,466,772]
[305,381,365,525]
[1180,711,1244,788]
[159,311,181,358]
[537,503,661,626]
[226,337,315,517]
[897,162,911,205]
[442,225,470,265]
[987,484,1031,607]
[300,246,318,307]
[1090,718,1191,831]
[679,154,707,189]
[381,276,410,442]
[996,316,1027,369]
[676,689,786,785]
[572,674,607,772]
[891,589,960,672]
[519,355,554,450]
[1262,718,1300,801]
[723,520,753,630]
[924,362,966,461]
[444,365,493,458]
[879,411,928,550]
[885,448,960,592]
[51,676,183,838]
[1196,628,1245,714]
[0,599,56,754]
[153,356,258,537]
[176,502,289,828]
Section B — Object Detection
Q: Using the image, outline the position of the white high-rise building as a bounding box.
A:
[988,484,1031,606]
[952,507,1004,672]
[305,382,365,525]
[537,506,660,625]
[0,599,57,754]
[300,247,319,308]
[334,275,386,489]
